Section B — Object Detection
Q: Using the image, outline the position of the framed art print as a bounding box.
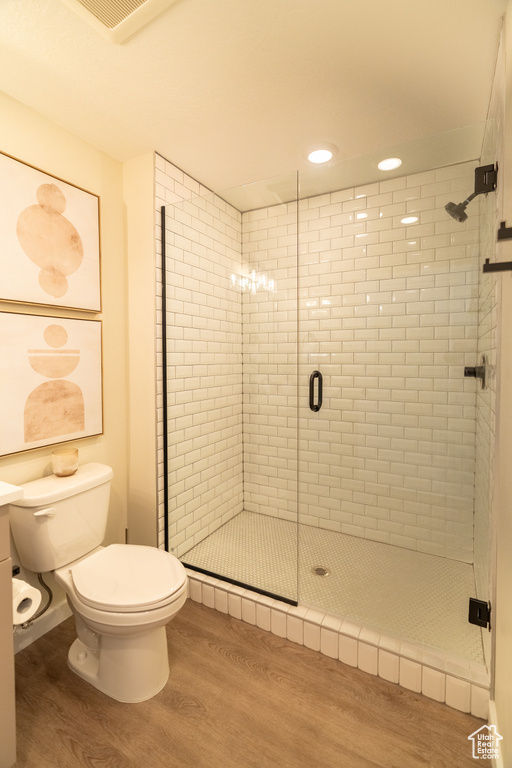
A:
[0,151,101,311]
[0,311,103,456]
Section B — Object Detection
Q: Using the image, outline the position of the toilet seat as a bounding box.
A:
[71,544,187,613]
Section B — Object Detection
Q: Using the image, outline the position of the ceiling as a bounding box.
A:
[0,0,506,198]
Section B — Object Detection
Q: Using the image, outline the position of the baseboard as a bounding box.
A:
[13,600,72,654]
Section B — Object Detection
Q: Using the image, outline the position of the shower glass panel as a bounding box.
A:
[163,173,299,603]
[296,138,491,664]
[162,123,496,667]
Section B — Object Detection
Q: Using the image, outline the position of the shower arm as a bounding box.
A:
[461,191,477,207]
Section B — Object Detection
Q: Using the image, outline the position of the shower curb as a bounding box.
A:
[185,568,490,720]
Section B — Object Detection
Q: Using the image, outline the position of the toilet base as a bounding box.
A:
[67,625,170,703]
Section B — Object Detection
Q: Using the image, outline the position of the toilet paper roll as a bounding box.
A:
[12,578,42,625]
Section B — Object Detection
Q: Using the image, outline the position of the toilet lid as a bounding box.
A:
[71,544,187,612]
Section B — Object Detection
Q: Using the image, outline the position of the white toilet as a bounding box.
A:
[8,462,188,703]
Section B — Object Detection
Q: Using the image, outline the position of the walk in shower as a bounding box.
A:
[159,124,498,670]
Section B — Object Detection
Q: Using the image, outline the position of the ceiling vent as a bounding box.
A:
[60,0,179,43]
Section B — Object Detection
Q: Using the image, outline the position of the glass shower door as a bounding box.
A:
[163,172,300,603]
[296,150,490,664]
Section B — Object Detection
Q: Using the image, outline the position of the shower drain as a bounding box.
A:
[312,565,331,577]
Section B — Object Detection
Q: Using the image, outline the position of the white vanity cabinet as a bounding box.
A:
[0,482,23,768]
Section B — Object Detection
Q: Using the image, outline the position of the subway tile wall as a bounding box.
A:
[157,156,481,563]
[242,201,299,521]
[243,162,480,562]
[155,156,244,554]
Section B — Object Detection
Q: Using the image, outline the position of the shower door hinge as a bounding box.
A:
[468,598,491,631]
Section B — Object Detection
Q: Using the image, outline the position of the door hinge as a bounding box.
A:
[468,597,491,630]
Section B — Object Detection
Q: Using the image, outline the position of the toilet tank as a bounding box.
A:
[9,463,113,573]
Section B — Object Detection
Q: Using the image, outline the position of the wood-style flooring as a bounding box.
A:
[14,599,482,768]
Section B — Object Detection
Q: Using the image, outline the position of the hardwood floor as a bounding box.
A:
[14,599,482,768]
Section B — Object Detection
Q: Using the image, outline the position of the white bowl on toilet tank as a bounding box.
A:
[8,463,113,573]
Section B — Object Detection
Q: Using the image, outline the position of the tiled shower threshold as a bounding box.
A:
[182,511,489,718]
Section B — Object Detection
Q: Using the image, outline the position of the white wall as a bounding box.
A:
[0,91,128,643]
[124,152,159,547]
[0,91,128,529]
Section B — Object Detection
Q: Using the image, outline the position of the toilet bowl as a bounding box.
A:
[54,544,188,702]
[8,463,188,703]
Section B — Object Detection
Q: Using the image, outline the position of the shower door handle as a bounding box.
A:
[309,371,323,412]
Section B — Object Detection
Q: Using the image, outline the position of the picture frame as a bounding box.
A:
[0,311,103,456]
[0,151,101,312]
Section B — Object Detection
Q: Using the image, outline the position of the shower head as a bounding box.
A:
[444,197,473,223]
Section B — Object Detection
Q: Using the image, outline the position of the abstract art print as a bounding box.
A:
[0,152,101,311]
[0,312,103,456]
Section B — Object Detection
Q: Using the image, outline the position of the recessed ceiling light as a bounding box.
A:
[401,216,418,224]
[308,149,332,164]
[378,157,402,172]
[306,143,338,165]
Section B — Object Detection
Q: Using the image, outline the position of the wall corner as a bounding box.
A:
[123,151,159,546]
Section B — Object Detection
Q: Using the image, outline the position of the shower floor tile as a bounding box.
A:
[183,512,299,601]
[182,510,484,663]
